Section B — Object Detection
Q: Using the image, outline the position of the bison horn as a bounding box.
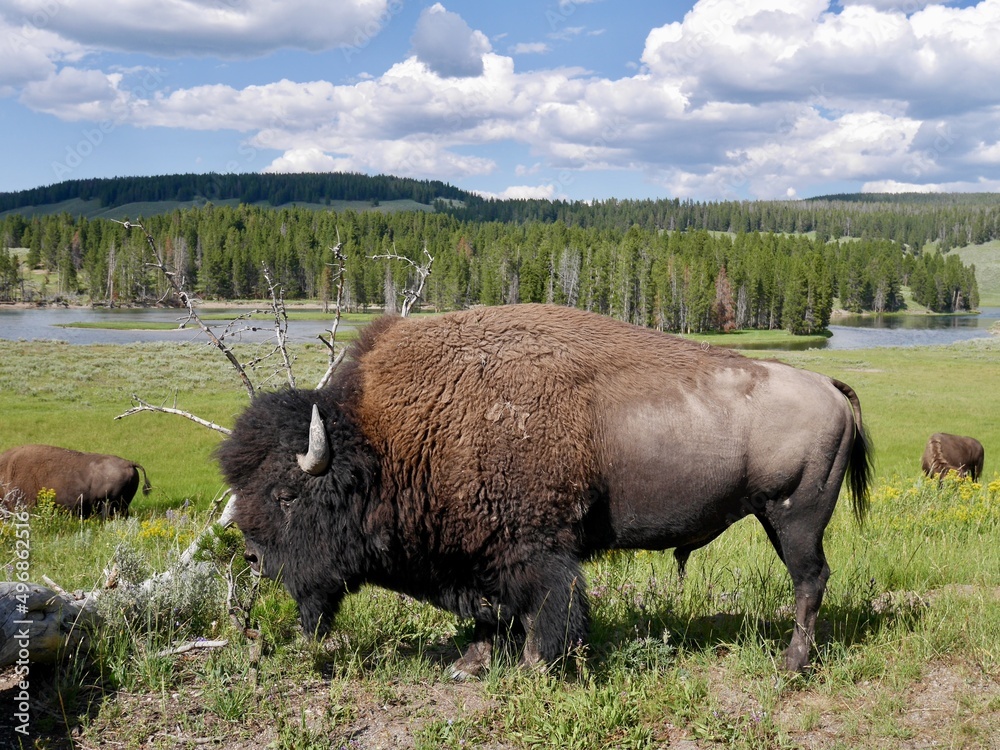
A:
[297,404,330,475]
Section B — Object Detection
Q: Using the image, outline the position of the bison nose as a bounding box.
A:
[244,551,262,575]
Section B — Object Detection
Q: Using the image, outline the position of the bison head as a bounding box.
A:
[216,388,380,637]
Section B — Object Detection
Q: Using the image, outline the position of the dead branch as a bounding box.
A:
[317,241,347,389]
[372,245,434,317]
[156,639,228,657]
[115,394,232,435]
[261,264,296,389]
[115,219,256,399]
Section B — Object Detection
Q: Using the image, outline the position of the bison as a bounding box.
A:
[921,432,984,482]
[217,304,872,675]
[0,444,151,518]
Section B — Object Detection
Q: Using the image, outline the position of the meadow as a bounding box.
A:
[1,318,998,748]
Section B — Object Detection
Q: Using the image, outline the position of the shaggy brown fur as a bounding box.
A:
[921,432,984,481]
[217,303,872,676]
[0,444,151,518]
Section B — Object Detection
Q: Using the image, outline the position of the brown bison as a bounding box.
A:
[921,433,984,481]
[0,444,151,518]
[217,304,871,675]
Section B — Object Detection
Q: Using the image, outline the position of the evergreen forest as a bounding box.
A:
[0,173,989,335]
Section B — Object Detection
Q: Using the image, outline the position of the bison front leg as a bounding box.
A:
[519,555,589,671]
[450,620,496,680]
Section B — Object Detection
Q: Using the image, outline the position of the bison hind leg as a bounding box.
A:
[769,517,831,673]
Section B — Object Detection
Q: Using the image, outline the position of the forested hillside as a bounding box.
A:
[0,203,980,335]
[4,173,1000,252]
[0,173,467,215]
[447,192,1000,252]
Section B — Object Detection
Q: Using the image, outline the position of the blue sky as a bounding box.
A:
[1,0,997,202]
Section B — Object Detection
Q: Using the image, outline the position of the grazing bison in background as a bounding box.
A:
[921,433,984,481]
[0,444,151,518]
[217,304,872,675]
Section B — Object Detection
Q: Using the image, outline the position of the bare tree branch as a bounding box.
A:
[115,219,256,399]
[156,639,229,657]
[261,265,296,389]
[317,241,347,389]
[372,244,434,317]
[115,394,232,435]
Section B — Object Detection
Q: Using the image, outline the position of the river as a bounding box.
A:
[0,305,997,350]
[0,306,348,346]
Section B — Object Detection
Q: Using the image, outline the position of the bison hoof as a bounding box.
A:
[782,645,812,674]
[449,640,492,681]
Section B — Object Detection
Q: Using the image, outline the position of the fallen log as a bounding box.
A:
[0,582,99,666]
[0,494,238,668]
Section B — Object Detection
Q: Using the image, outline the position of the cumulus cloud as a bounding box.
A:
[863,177,1000,193]
[5,0,1000,199]
[476,183,560,200]
[411,4,491,77]
[0,16,86,92]
[640,0,1000,114]
[263,148,345,174]
[0,0,392,57]
[20,67,129,120]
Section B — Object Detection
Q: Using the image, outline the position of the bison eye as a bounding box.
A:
[274,489,296,514]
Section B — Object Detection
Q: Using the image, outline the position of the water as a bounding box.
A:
[0,306,348,346]
[825,307,1000,350]
[0,305,997,350]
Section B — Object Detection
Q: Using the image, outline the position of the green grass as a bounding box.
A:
[768,338,1000,477]
[1,331,998,748]
[952,239,1000,307]
[0,340,337,510]
[682,327,830,350]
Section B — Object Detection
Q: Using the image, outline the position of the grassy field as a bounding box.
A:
[952,239,1000,307]
[1,324,999,748]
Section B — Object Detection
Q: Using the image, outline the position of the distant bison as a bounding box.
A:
[921,433,984,481]
[217,304,872,676]
[0,444,151,518]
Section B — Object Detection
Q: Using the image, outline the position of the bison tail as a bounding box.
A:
[847,423,873,525]
[136,463,152,495]
[833,378,873,526]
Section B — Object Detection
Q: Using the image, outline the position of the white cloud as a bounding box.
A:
[264,147,344,174]
[970,139,1000,165]
[0,16,85,91]
[20,67,129,120]
[838,0,944,10]
[6,0,1000,199]
[640,0,1000,114]
[510,42,551,55]
[411,4,492,78]
[0,0,393,57]
[862,177,1000,193]
[476,183,559,200]
[515,163,543,176]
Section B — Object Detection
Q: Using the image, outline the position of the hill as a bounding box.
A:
[951,239,1000,306]
[4,174,1000,259]
[0,172,471,219]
